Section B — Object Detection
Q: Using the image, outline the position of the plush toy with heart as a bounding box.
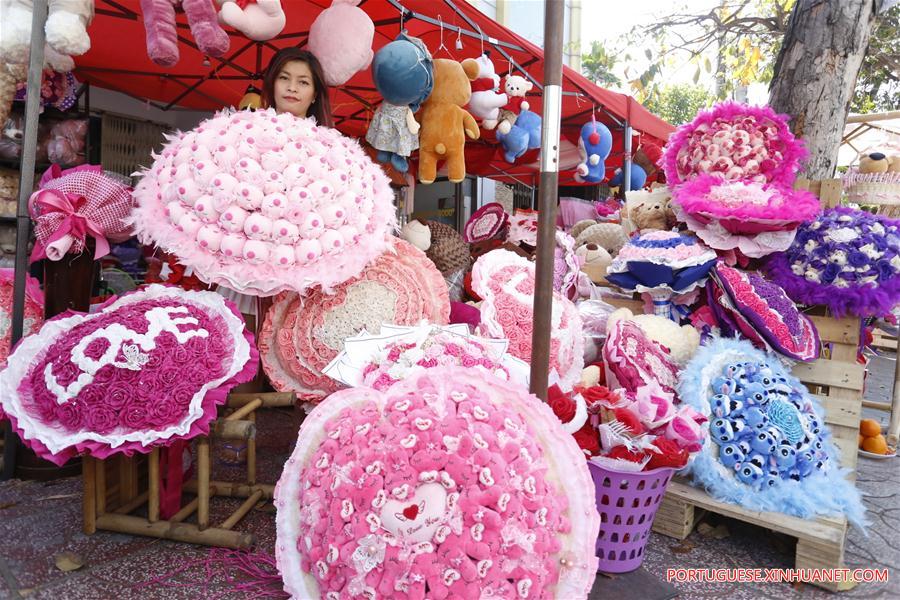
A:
[0,285,257,465]
[308,0,374,86]
[216,0,285,41]
[461,52,507,131]
[274,367,599,599]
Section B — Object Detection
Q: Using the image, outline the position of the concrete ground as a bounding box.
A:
[0,354,896,600]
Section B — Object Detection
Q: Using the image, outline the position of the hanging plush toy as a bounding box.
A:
[610,162,648,190]
[308,0,374,86]
[574,118,612,183]
[367,33,433,173]
[497,73,533,134]
[495,108,541,163]
[216,0,285,41]
[0,0,93,126]
[461,52,508,130]
[139,0,230,67]
[417,59,480,184]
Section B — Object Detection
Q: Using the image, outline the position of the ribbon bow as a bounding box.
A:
[29,188,110,262]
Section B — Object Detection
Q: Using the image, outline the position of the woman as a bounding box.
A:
[219,48,334,390]
[260,47,333,126]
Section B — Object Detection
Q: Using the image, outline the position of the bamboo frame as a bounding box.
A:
[81,391,295,548]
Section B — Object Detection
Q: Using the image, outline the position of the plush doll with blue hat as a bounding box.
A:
[366,33,434,173]
[574,118,612,183]
[495,109,541,163]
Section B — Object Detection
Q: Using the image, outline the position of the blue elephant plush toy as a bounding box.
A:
[574,120,612,183]
[495,109,541,163]
[609,163,647,190]
[367,33,434,172]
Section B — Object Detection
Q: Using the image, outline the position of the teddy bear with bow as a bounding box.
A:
[496,74,533,134]
[461,52,507,131]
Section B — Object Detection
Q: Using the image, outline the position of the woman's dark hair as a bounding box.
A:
[261,48,333,128]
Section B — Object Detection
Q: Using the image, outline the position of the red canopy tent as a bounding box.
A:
[76,0,673,184]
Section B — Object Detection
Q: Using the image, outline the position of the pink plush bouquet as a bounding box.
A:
[259,239,450,403]
[29,164,135,262]
[130,108,396,296]
[0,285,257,465]
[663,103,821,258]
[274,367,600,599]
[463,202,508,243]
[603,318,680,397]
[0,268,43,370]
[472,249,584,390]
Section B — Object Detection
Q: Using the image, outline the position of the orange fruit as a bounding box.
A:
[859,433,865,448]
[860,419,882,437]
[862,434,888,455]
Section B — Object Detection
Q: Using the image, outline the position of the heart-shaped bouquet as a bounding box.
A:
[274,367,599,599]
[0,285,257,465]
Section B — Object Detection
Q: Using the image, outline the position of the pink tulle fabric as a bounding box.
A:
[130,108,397,296]
[0,285,258,465]
[259,239,450,403]
[672,175,821,235]
[661,102,807,188]
[472,249,584,390]
[603,319,679,397]
[274,367,600,600]
[0,269,44,369]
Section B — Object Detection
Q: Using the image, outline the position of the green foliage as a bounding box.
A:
[851,4,899,113]
[643,84,715,125]
[580,40,622,88]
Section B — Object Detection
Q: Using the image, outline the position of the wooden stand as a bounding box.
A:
[652,312,865,592]
[82,392,295,548]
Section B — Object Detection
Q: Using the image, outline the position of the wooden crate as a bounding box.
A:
[82,392,294,548]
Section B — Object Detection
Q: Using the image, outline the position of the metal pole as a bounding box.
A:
[4,0,48,481]
[622,121,633,194]
[529,0,564,400]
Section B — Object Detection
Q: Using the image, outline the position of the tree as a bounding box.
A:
[643,84,714,125]
[769,0,883,179]
[580,40,621,88]
[620,0,897,111]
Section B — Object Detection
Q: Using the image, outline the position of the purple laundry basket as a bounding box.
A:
[587,461,676,573]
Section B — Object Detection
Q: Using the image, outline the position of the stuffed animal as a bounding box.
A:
[0,0,90,125]
[367,34,433,173]
[569,219,596,241]
[495,108,541,163]
[574,222,628,256]
[0,115,24,160]
[609,163,648,191]
[416,59,479,184]
[607,307,700,365]
[308,0,374,86]
[46,118,87,166]
[859,151,900,174]
[625,187,674,234]
[139,0,230,67]
[461,52,507,130]
[575,243,611,284]
[496,74,533,134]
[216,0,285,41]
[399,219,431,252]
[633,141,663,181]
[574,119,612,183]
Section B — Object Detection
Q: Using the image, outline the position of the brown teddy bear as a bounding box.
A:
[625,187,675,233]
[859,152,900,174]
[417,59,480,184]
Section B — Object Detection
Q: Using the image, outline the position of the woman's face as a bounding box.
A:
[273,60,316,118]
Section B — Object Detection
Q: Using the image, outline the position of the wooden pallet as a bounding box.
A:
[653,312,864,592]
[82,392,294,548]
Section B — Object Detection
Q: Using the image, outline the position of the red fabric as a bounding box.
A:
[502,96,527,113]
[75,0,673,184]
[158,440,187,520]
[469,77,497,93]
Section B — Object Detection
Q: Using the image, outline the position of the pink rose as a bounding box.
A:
[158,367,180,388]
[92,365,115,385]
[122,399,151,430]
[173,344,190,363]
[53,361,80,387]
[54,402,84,431]
[78,384,106,408]
[85,406,118,434]
[105,384,131,411]
[150,398,184,427]
[156,333,177,350]
[171,384,197,408]
[666,405,708,452]
[631,381,677,429]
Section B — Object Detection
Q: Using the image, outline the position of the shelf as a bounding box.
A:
[0,158,54,172]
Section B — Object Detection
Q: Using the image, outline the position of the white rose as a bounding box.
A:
[834,279,849,288]
[804,240,818,253]
[830,250,848,265]
[891,255,900,271]
[859,243,880,259]
[791,263,805,275]
[805,269,821,283]
[871,222,885,235]
[861,276,879,284]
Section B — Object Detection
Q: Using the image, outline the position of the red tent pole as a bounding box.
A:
[529,0,564,400]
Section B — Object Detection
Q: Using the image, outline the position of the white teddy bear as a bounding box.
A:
[0,0,93,124]
[497,74,533,134]
[461,52,508,131]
